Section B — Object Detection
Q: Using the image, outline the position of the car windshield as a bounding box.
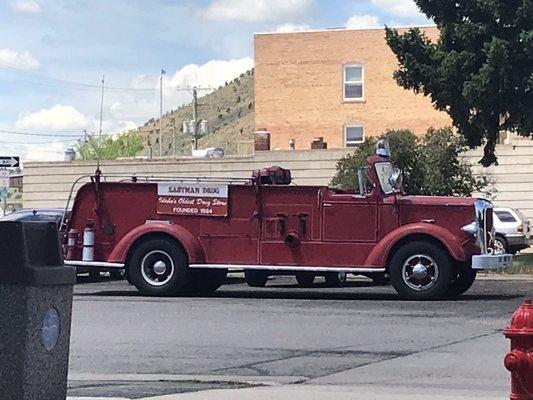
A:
[374,162,396,194]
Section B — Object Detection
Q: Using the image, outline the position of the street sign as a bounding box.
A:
[0,156,19,168]
[0,188,8,200]
[0,170,9,189]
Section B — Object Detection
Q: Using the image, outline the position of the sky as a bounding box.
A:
[0,0,431,162]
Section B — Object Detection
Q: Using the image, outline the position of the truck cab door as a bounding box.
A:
[321,190,378,243]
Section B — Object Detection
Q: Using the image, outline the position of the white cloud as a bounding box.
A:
[275,23,310,33]
[370,0,424,18]
[11,0,41,13]
[25,142,67,162]
[166,57,254,90]
[0,49,39,70]
[201,0,314,22]
[346,14,382,29]
[15,104,89,131]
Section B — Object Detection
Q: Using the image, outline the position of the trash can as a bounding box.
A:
[0,220,76,400]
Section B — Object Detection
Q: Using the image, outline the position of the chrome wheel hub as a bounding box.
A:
[402,254,439,291]
[141,250,174,287]
[412,262,428,280]
[153,260,167,275]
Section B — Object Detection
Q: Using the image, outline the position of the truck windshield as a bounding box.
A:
[374,162,396,194]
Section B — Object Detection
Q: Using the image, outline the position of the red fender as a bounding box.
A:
[107,223,206,264]
[365,223,468,268]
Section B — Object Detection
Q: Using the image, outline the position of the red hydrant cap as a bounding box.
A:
[504,298,533,337]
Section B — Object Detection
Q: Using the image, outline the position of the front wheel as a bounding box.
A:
[128,238,191,296]
[389,241,453,300]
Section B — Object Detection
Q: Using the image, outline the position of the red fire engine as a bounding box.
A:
[63,141,512,300]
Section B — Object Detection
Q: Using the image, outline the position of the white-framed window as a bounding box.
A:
[344,124,364,147]
[343,63,364,101]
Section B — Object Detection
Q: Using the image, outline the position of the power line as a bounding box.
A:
[0,138,79,144]
[1,71,214,93]
[0,129,83,137]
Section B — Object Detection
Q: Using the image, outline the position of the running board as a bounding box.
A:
[189,264,385,274]
[65,260,125,269]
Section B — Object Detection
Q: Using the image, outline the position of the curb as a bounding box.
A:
[476,273,533,281]
[68,373,307,386]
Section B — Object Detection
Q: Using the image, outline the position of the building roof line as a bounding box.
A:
[254,24,437,36]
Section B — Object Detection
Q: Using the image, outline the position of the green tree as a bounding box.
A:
[385,1,533,166]
[330,128,490,197]
[421,127,487,197]
[75,132,144,160]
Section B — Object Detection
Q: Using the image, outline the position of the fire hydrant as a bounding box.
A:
[504,298,533,400]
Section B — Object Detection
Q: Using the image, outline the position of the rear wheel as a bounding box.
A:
[88,270,100,281]
[325,272,347,287]
[128,237,191,296]
[389,241,453,300]
[244,270,269,287]
[447,266,477,297]
[190,269,227,294]
[295,272,315,287]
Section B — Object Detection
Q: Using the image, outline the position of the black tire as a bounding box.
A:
[128,237,191,296]
[494,236,508,255]
[370,273,390,286]
[295,272,315,287]
[389,241,453,300]
[244,270,269,287]
[446,266,477,297]
[325,272,347,287]
[109,269,125,280]
[190,269,227,294]
[88,270,100,281]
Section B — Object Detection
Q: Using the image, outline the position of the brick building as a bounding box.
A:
[254,27,451,150]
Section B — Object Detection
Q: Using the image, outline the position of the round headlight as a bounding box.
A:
[461,221,478,236]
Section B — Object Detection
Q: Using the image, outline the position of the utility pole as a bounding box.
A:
[97,75,105,172]
[171,116,176,157]
[159,68,166,157]
[192,87,198,151]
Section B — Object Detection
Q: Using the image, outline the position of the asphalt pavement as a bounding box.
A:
[67,274,532,399]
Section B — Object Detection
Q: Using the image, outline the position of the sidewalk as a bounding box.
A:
[68,383,506,400]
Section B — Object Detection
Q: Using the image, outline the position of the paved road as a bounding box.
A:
[68,274,532,399]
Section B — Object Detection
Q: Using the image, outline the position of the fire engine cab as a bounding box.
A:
[63,140,512,300]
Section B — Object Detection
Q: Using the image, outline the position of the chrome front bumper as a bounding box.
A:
[472,253,513,270]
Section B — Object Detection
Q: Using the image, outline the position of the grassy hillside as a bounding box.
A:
[136,69,254,157]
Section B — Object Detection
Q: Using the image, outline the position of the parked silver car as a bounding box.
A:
[493,207,531,255]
